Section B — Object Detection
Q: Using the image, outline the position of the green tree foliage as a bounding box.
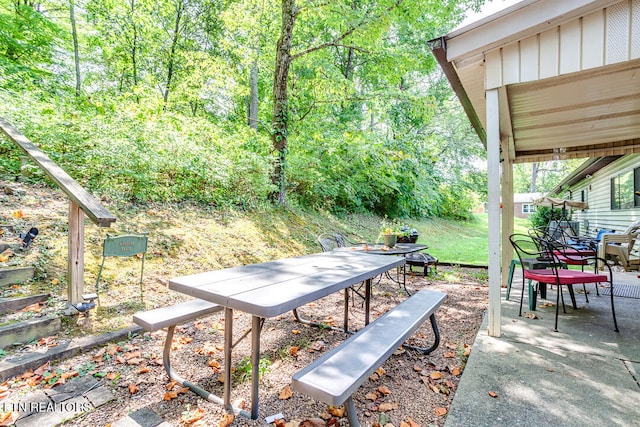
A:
[0,0,490,220]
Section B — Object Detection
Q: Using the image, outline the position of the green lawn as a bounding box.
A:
[410,214,531,266]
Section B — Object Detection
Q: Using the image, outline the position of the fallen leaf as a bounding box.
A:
[434,407,448,416]
[181,407,205,424]
[443,351,456,358]
[300,418,325,427]
[378,402,398,412]
[21,303,41,313]
[328,406,345,417]
[128,383,139,394]
[217,413,234,427]
[378,385,392,395]
[402,419,421,427]
[429,372,442,380]
[179,336,193,344]
[278,385,293,400]
[167,380,177,390]
[107,344,122,355]
[365,391,379,401]
[0,411,19,426]
[488,391,498,398]
[208,359,221,373]
[523,312,538,319]
[413,365,422,372]
[309,341,324,351]
[289,346,299,357]
[163,390,178,400]
[376,367,386,376]
[61,371,78,380]
[138,366,150,374]
[106,372,120,380]
[51,278,59,285]
[124,350,141,360]
[450,366,461,376]
[292,329,301,335]
[12,210,23,218]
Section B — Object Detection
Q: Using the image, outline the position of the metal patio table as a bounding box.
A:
[169,250,404,420]
[337,243,428,294]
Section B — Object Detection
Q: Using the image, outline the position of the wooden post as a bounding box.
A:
[501,141,514,290]
[68,201,85,305]
[486,88,502,337]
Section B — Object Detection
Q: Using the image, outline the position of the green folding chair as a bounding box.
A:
[95,233,148,304]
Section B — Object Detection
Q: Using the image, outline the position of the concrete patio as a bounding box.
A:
[446,270,640,427]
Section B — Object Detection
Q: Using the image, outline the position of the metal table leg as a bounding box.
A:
[251,315,262,419]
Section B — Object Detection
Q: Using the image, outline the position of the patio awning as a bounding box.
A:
[533,196,588,210]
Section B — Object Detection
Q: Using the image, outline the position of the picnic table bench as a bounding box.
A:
[292,289,446,426]
[132,300,228,407]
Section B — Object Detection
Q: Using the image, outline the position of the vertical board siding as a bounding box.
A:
[560,19,582,74]
[486,0,638,88]
[520,35,539,81]
[502,43,520,84]
[485,49,502,89]
[582,10,605,69]
[539,28,559,80]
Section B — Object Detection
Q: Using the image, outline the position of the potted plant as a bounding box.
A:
[379,217,403,247]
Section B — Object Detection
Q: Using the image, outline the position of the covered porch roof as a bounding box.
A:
[429,0,640,336]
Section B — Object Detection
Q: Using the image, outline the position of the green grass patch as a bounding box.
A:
[411,214,531,266]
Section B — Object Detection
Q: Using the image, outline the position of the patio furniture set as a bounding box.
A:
[507,223,638,333]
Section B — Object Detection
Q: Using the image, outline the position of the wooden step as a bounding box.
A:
[0,294,50,315]
[0,316,62,349]
[0,266,34,287]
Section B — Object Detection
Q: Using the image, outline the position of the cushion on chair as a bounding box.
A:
[524,268,608,285]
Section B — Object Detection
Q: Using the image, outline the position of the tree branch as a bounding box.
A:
[291,0,404,60]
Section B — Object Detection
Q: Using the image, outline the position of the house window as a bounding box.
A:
[522,204,535,214]
[610,169,640,209]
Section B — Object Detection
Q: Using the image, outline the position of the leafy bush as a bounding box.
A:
[529,206,565,229]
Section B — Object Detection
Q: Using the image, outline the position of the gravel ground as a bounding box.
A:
[2,269,488,427]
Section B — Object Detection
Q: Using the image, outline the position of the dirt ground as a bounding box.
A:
[0,180,488,426]
[2,270,488,427]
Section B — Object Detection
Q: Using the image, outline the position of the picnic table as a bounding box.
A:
[168,250,404,419]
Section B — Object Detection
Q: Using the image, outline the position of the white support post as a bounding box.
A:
[486,88,502,337]
[501,141,514,289]
[68,200,85,305]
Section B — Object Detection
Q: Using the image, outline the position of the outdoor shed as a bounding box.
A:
[429,0,640,336]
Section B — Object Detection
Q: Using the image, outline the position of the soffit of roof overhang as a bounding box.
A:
[549,156,622,195]
[427,0,635,162]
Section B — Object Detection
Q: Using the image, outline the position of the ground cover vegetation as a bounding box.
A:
[0,0,489,220]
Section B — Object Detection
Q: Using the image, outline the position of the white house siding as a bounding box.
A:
[485,0,640,89]
[565,155,640,236]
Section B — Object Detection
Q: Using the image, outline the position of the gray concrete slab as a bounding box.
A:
[446,276,640,427]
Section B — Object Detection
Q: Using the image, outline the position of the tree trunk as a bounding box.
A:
[69,0,81,96]
[163,0,184,107]
[531,162,538,192]
[270,0,298,204]
[248,47,259,129]
[129,0,139,103]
